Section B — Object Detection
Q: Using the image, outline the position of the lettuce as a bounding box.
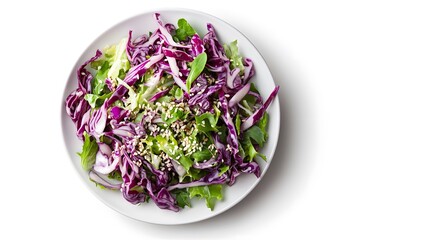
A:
[107,38,130,81]
[244,125,266,147]
[86,39,130,109]
[191,149,213,162]
[188,184,223,210]
[174,18,196,41]
[195,106,220,133]
[186,52,207,92]
[78,132,98,171]
[224,40,245,73]
[241,134,266,162]
[84,92,112,108]
[257,112,269,144]
[156,135,193,171]
[174,190,191,208]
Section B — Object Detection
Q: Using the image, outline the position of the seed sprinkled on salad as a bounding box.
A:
[65,13,279,211]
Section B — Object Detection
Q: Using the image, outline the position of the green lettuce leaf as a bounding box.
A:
[235,114,241,136]
[241,135,266,162]
[78,132,98,171]
[86,39,131,109]
[186,52,207,92]
[257,112,269,142]
[107,38,130,81]
[223,40,245,73]
[191,149,213,162]
[244,125,265,147]
[84,92,112,109]
[161,106,187,125]
[195,106,220,133]
[186,168,207,181]
[188,184,223,211]
[175,18,196,41]
[175,190,191,208]
[174,87,184,100]
[93,61,109,95]
[156,136,193,171]
[218,165,229,176]
[108,170,123,182]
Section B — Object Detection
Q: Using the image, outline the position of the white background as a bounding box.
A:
[1,0,428,239]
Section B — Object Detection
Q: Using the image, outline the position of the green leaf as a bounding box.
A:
[130,185,145,193]
[217,125,228,143]
[116,78,147,112]
[90,38,130,98]
[78,132,98,171]
[84,92,112,109]
[92,182,107,190]
[241,135,267,162]
[237,99,254,118]
[187,168,207,180]
[155,136,175,157]
[244,125,266,146]
[223,40,245,73]
[238,142,246,159]
[134,112,144,123]
[175,18,196,41]
[99,135,112,145]
[84,94,99,108]
[107,38,130,81]
[218,165,229,176]
[93,61,109,95]
[178,155,194,172]
[195,106,220,133]
[104,44,117,58]
[165,106,187,125]
[186,52,207,92]
[191,149,213,162]
[188,184,223,211]
[241,136,257,162]
[174,87,184,100]
[259,152,267,161]
[155,136,193,171]
[257,112,269,142]
[175,190,191,208]
[143,136,161,155]
[108,170,123,182]
[157,96,173,103]
[235,114,241,136]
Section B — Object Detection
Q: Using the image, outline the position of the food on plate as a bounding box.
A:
[65,13,279,211]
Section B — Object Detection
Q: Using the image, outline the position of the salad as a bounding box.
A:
[66,13,279,211]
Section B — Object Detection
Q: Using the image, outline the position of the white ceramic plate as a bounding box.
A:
[61,8,280,225]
